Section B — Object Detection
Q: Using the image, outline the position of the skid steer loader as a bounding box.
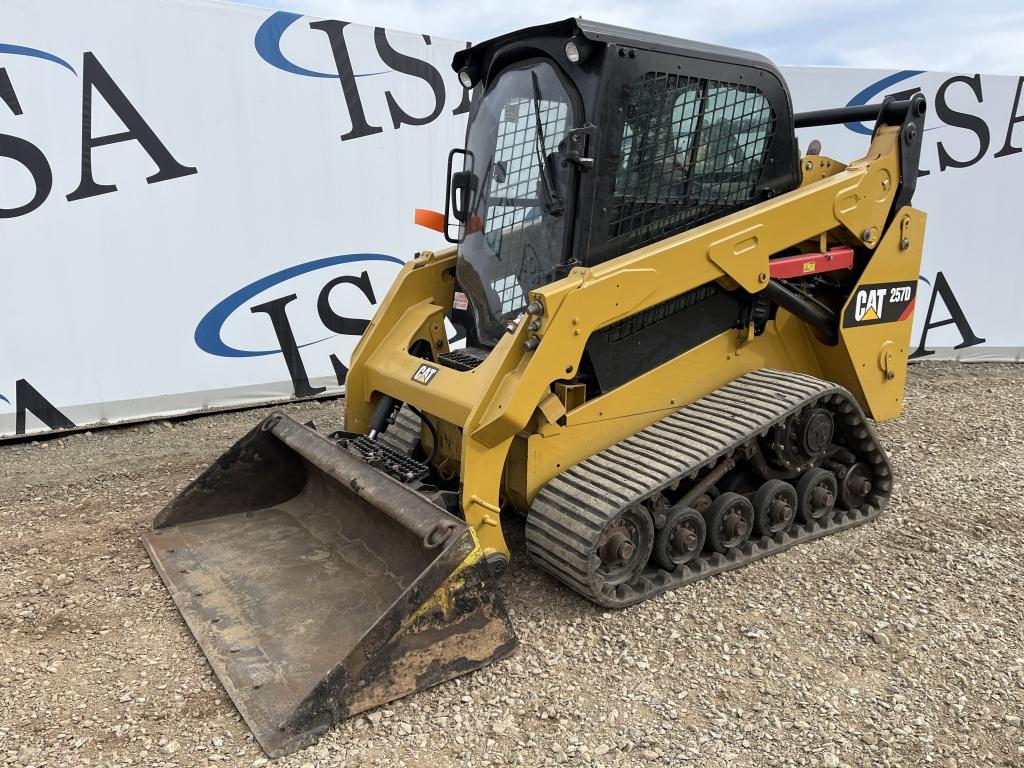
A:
[143,19,927,756]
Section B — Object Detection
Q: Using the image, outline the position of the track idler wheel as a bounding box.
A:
[652,506,706,570]
[796,468,837,523]
[838,462,873,510]
[752,479,797,536]
[705,492,754,553]
[596,506,654,586]
[799,408,835,457]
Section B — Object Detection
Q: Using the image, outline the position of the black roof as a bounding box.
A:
[452,17,779,74]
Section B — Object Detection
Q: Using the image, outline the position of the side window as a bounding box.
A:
[611,72,775,248]
[672,88,700,157]
[484,97,569,257]
[696,85,772,196]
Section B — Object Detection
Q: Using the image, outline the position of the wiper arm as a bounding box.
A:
[530,71,564,217]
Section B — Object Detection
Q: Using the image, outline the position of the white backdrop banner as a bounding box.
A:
[785,66,1019,363]
[0,0,1017,438]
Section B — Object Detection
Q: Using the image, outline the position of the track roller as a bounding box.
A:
[752,479,797,535]
[796,468,837,523]
[705,492,754,553]
[652,506,705,570]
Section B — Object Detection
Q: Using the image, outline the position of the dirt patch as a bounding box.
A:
[1,364,1022,767]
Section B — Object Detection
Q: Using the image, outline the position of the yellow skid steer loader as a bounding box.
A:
[143,19,926,756]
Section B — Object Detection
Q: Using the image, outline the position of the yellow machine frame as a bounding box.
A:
[345,124,925,562]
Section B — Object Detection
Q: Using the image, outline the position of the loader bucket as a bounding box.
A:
[142,413,517,757]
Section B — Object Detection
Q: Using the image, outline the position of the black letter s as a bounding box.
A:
[316,271,377,336]
[934,74,990,171]
[373,29,446,129]
[0,67,53,219]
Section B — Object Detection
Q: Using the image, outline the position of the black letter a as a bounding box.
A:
[910,272,986,359]
[15,379,75,435]
[67,52,197,201]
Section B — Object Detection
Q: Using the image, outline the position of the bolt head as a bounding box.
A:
[673,528,697,552]
[812,486,834,509]
[772,500,794,524]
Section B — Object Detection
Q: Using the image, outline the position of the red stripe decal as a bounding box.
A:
[898,297,916,322]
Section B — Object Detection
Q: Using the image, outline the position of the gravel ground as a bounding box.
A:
[1,362,1022,768]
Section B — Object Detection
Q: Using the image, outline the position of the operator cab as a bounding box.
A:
[445,19,801,379]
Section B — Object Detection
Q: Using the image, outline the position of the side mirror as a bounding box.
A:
[443,148,475,244]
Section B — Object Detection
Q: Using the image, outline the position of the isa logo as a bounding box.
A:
[195,253,404,396]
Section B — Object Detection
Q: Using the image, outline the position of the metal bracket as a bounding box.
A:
[878,340,897,381]
[735,322,756,354]
[537,391,567,425]
[899,215,912,251]
[559,124,596,171]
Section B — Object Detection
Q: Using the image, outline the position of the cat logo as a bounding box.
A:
[843,281,916,328]
[411,363,440,386]
[854,287,887,322]
[803,261,817,273]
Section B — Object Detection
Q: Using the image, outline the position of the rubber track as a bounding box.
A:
[526,369,892,608]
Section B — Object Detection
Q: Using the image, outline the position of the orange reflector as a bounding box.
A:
[414,209,445,233]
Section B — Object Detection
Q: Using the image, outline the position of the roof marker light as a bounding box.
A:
[564,36,592,64]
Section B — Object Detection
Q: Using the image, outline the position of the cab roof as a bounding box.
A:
[452,17,780,74]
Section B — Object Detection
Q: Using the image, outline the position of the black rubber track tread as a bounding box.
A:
[525,369,892,608]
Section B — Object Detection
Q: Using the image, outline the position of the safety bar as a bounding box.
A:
[793,98,922,129]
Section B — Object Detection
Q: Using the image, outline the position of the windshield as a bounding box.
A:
[456,61,577,346]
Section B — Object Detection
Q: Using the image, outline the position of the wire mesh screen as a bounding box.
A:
[610,72,775,249]
[484,97,568,311]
